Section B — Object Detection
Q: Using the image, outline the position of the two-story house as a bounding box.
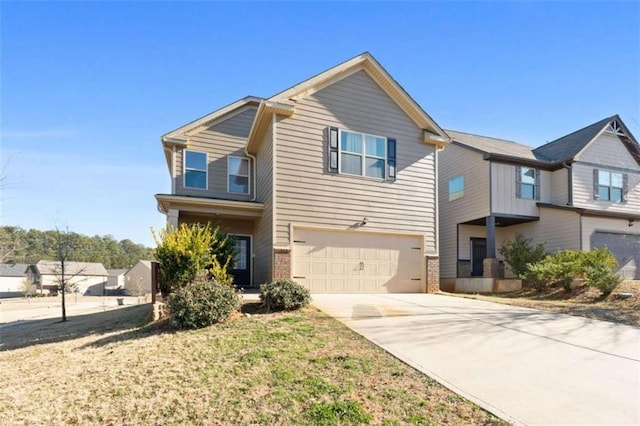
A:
[439,116,640,292]
[156,53,450,293]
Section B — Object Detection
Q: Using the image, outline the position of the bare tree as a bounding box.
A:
[52,226,88,322]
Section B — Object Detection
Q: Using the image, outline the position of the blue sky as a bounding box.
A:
[1,1,638,247]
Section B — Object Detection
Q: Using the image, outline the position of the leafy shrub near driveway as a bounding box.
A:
[499,233,546,279]
[260,279,310,311]
[167,279,241,329]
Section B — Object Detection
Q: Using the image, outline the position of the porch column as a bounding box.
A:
[486,215,496,258]
[167,209,179,228]
[483,215,500,279]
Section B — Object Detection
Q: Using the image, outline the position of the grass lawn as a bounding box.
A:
[446,280,640,327]
[0,302,504,425]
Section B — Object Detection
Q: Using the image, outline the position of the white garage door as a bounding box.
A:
[292,228,424,293]
[591,232,640,280]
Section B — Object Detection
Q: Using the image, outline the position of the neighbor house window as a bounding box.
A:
[228,156,250,194]
[449,176,464,201]
[594,169,625,202]
[516,166,539,200]
[184,150,207,189]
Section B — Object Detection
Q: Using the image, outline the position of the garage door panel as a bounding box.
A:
[293,228,424,293]
[591,232,640,280]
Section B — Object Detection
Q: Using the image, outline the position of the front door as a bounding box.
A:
[471,238,486,277]
[231,236,251,287]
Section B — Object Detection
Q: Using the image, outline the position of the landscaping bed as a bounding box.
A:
[0,301,504,425]
[447,280,640,327]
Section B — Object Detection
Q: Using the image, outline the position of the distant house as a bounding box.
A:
[124,260,153,296]
[0,263,30,298]
[28,260,109,296]
[107,269,127,290]
[439,115,640,292]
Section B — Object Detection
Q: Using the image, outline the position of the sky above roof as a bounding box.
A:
[1,1,638,247]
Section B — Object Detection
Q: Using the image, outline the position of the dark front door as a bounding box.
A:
[471,238,486,277]
[231,236,251,287]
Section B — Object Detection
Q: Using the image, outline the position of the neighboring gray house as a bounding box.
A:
[28,260,109,295]
[0,263,30,298]
[107,269,127,290]
[156,52,450,293]
[124,260,153,296]
[439,116,640,291]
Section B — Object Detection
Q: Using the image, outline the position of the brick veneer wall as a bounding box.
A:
[426,256,440,293]
[274,248,291,280]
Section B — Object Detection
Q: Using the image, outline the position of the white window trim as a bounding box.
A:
[597,169,624,202]
[227,156,250,194]
[338,129,387,179]
[184,150,208,190]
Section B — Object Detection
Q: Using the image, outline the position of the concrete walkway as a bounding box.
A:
[312,293,640,426]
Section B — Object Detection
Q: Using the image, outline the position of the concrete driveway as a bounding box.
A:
[312,293,640,426]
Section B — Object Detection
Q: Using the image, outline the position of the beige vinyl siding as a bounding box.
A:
[274,70,437,253]
[458,225,487,260]
[581,216,640,253]
[491,163,549,216]
[572,163,640,213]
[253,120,274,286]
[577,132,639,169]
[438,145,490,279]
[175,108,257,199]
[550,168,569,205]
[496,207,580,255]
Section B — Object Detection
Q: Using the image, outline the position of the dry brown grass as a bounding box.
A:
[0,302,505,425]
[448,281,640,327]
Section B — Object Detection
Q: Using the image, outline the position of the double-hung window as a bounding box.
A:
[515,166,540,200]
[330,129,395,179]
[184,150,207,189]
[448,176,464,201]
[228,156,250,194]
[595,169,625,202]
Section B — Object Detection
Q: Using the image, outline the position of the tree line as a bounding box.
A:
[0,226,154,269]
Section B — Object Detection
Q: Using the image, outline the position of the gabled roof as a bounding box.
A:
[35,260,108,276]
[448,115,640,168]
[446,130,537,160]
[532,116,615,162]
[107,268,128,277]
[246,52,449,153]
[0,263,29,277]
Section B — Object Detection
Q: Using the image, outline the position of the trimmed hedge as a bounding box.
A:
[260,279,310,311]
[167,279,241,329]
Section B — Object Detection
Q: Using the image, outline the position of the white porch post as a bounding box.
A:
[167,209,179,228]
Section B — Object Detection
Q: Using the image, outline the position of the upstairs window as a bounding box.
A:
[228,156,250,194]
[448,176,464,201]
[184,150,207,189]
[327,127,396,181]
[516,166,540,200]
[594,169,626,202]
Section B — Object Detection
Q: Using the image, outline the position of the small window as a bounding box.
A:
[518,167,537,199]
[184,150,207,189]
[448,176,464,201]
[228,156,250,194]
[596,170,624,202]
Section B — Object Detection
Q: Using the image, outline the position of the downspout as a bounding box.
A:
[245,150,257,202]
[562,161,572,206]
[434,146,441,256]
[171,145,177,194]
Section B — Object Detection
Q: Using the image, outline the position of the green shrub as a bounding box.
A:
[167,279,241,329]
[210,257,234,287]
[581,249,621,296]
[499,233,546,278]
[152,224,237,295]
[260,279,310,311]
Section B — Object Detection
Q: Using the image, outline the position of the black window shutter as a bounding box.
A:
[534,169,541,201]
[593,169,599,200]
[327,127,339,173]
[387,138,396,181]
[622,173,629,202]
[515,166,522,198]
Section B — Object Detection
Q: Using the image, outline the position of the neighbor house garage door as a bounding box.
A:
[292,228,424,293]
[591,232,640,280]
